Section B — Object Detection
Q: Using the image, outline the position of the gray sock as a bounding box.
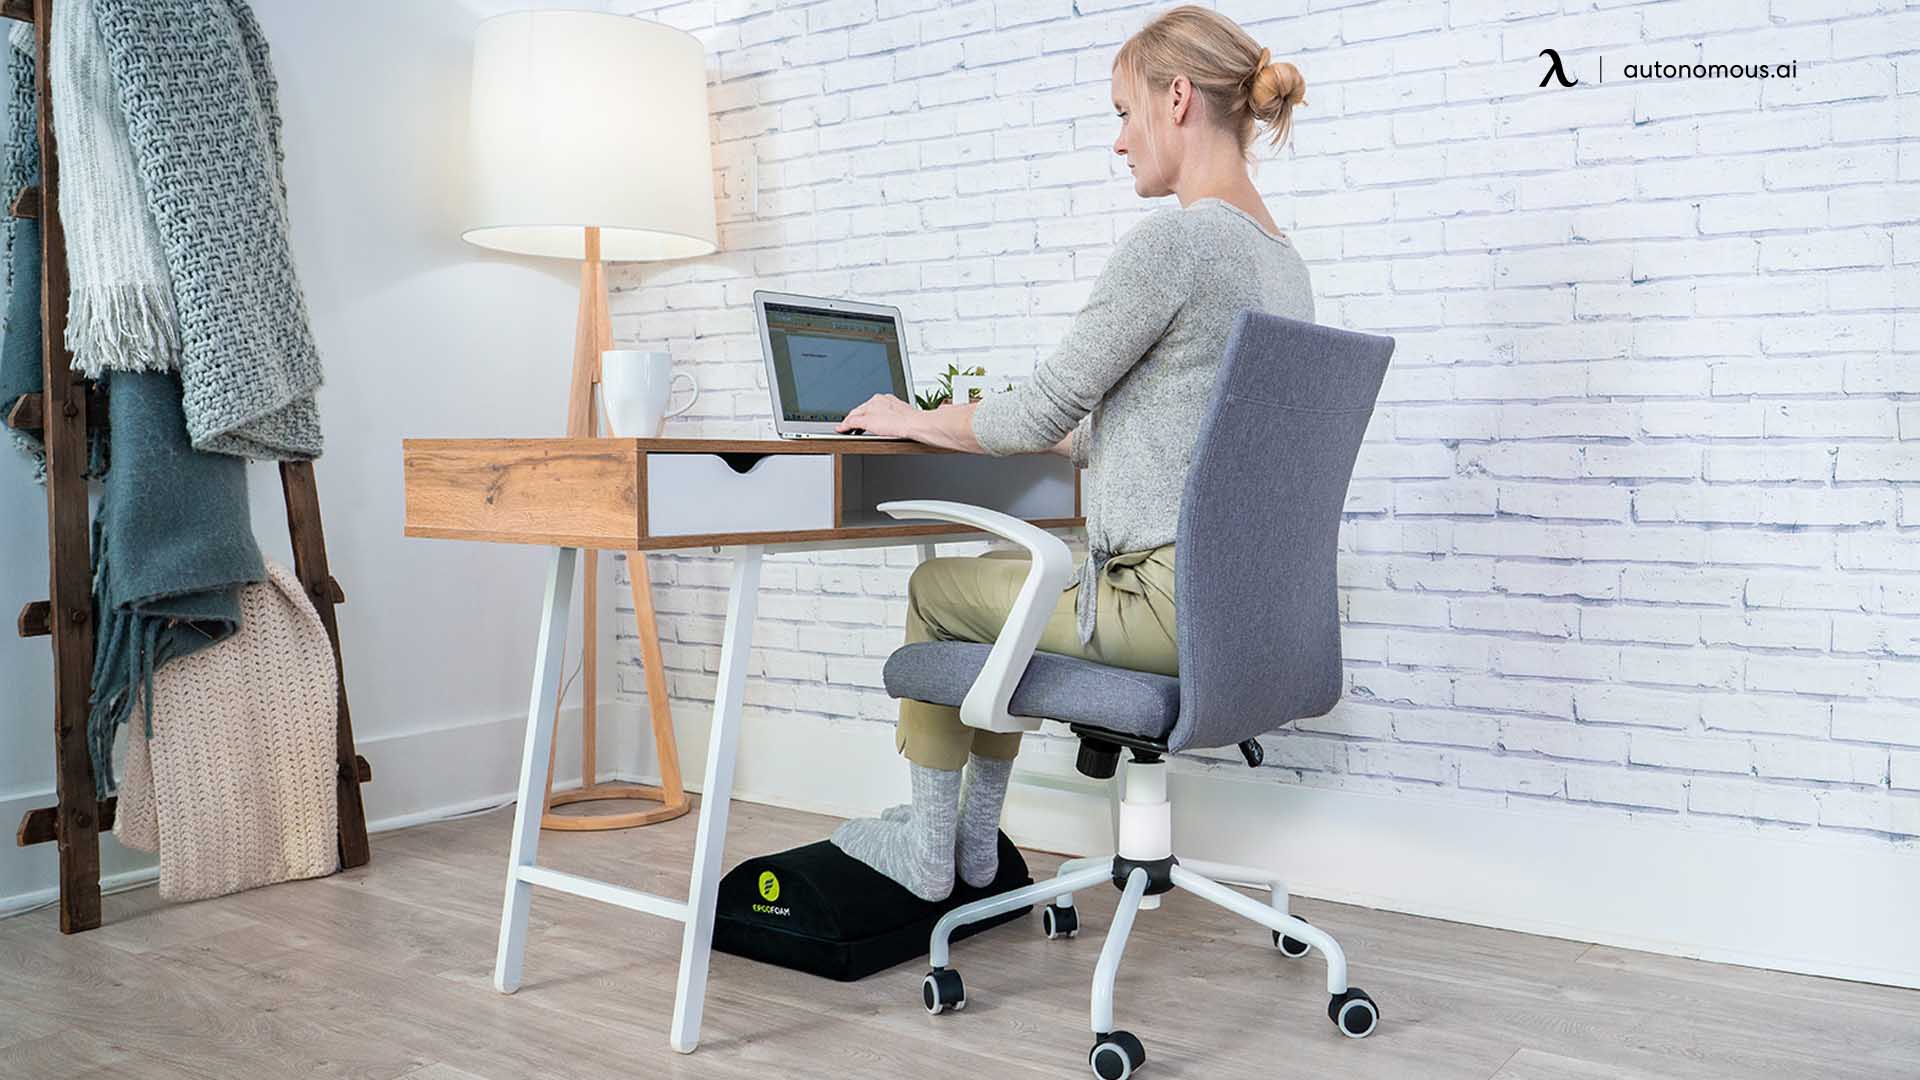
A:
[955,753,1013,889]
[830,762,960,902]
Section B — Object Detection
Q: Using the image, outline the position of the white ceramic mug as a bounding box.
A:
[950,373,990,405]
[601,350,698,437]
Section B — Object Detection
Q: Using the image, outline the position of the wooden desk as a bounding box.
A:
[403,436,1081,1053]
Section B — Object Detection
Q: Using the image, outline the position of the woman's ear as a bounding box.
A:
[1168,74,1192,125]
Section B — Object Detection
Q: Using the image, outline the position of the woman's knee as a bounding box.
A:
[905,558,949,637]
[906,556,946,603]
[912,553,1024,594]
[912,555,986,606]
[907,556,984,634]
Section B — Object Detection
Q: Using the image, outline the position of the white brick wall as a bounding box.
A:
[603,0,1919,844]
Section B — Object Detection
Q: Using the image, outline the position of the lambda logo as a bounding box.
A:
[1539,48,1577,87]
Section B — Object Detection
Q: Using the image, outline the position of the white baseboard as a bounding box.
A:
[9,702,1916,992]
[1013,748,1920,990]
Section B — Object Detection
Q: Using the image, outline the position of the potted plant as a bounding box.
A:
[914,363,987,410]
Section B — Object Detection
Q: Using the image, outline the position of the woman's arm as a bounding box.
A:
[969,210,1194,456]
[836,209,1192,457]
[912,400,985,453]
[834,398,1078,458]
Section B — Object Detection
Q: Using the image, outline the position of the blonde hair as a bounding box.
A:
[1112,5,1308,161]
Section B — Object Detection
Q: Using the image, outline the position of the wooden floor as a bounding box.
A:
[3,797,1916,1080]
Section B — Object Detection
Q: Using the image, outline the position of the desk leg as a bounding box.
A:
[670,546,763,1054]
[495,547,578,993]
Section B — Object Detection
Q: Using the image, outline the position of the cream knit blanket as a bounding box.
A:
[113,560,340,902]
[48,0,179,377]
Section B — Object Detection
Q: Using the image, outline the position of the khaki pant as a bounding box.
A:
[896,545,1178,771]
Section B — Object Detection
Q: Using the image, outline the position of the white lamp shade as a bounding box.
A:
[463,11,719,262]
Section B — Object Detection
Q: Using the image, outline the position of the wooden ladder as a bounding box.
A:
[3,0,371,933]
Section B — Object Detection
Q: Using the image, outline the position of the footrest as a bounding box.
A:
[712,831,1033,982]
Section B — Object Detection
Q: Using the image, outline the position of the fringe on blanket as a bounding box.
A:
[65,283,181,379]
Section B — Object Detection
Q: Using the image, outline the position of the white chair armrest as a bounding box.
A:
[878,499,1074,734]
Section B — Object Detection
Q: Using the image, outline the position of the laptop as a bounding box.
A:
[753,289,914,439]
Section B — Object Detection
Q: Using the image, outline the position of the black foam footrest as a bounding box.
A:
[712,831,1034,982]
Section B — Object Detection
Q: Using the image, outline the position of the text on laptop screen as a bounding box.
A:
[765,303,909,422]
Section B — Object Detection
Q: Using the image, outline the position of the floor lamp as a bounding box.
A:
[462,11,719,830]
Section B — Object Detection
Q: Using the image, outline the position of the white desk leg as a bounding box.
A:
[669,546,763,1053]
[494,547,578,994]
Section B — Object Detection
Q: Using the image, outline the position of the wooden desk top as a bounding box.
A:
[412,436,992,455]
[402,437,1082,551]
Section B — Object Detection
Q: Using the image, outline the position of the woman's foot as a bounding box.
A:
[829,763,960,902]
[874,753,1015,889]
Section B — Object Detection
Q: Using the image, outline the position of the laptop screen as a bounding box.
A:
[764,302,910,422]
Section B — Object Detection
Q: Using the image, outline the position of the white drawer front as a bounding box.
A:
[646,453,834,538]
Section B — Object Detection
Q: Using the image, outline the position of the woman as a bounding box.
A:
[829,5,1315,902]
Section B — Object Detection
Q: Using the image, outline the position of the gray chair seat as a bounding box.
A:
[883,641,1180,741]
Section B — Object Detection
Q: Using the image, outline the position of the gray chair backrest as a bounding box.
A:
[1165,312,1394,754]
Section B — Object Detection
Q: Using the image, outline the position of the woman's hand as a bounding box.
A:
[840,393,987,453]
[836,393,924,438]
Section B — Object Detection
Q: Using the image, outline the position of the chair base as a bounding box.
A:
[920,758,1380,1076]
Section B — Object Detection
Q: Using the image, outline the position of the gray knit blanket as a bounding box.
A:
[90,0,323,460]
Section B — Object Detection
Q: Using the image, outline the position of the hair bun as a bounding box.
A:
[1248,47,1293,119]
[1275,60,1306,107]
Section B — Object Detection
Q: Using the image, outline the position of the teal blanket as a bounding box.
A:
[88,370,263,797]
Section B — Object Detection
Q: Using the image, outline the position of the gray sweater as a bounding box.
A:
[971,196,1316,646]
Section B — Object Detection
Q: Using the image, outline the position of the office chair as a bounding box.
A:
[875,311,1395,1079]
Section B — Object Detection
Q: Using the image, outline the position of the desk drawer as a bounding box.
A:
[645,452,834,539]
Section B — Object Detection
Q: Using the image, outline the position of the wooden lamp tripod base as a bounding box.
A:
[542,225,690,831]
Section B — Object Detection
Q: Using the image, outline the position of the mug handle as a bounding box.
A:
[665,371,699,419]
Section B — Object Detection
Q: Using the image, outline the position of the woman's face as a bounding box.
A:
[1112,68,1178,198]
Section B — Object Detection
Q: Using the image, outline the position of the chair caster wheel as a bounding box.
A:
[1328,987,1379,1038]
[1273,914,1311,958]
[1043,903,1079,939]
[1089,1030,1145,1079]
[923,967,965,1015]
